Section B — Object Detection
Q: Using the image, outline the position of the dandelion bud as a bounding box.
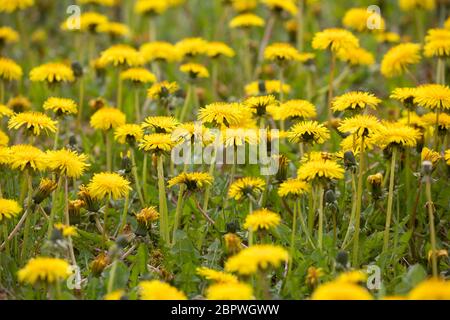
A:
[422,160,433,176]
[78,185,100,213]
[344,150,356,169]
[90,253,109,276]
[306,266,324,289]
[135,207,159,236]
[275,154,289,183]
[32,178,57,205]
[89,97,107,110]
[224,232,242,256]
[336,250,349,270]
[258,80,266,94]
[421,147,441,168]
[71,62,83,78]
[325,189,336,204]
[69,199,85,225]
[120,152,132,174]
[367,173,383,201]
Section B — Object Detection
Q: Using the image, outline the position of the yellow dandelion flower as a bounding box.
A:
[134,0,169,15]
[142,116,179,133]
[66,12,109,33]
[414,84,450,110]
[120,67,156,84]
[332,91,381,112]
[114,124,144,145]
[445,150,450,165]
[104,290,125,300]
[207,41,235,58]
[422,112,450,130]
[229,13,265,29]
[140,41,179,63]
[136,207,159,227]
[244,208,281,231]
[0,198,22,222]
[335,270,368,284]
[0,26,19,44]
[288,121,330,145]
[29,62,75,84]
[78,0,117,6]
[390,87,417,106]
[311,281,373,300]
[97,22,130,37]
[424,28,450,58]
[54,223,78,237]
[43,97,78,116]
[167,172,213,191]
[342,7,385,32]
[278,178,310,198]
[338,115,383,138]
[206,282,254,300]
[261,0,298,16]
[90,107,126,131]
[198,102,243,127]
[0,57,23,81]
[306,266,324,287]
[245,80,291,96]
[337,47,375,66]
[0,0,34,13]
[408,278,450,300]
[228,176,266,200]
[0,130,8,146]
[179,63,209,79]
[172,122,214,145]
[312,28,359,53]
[0,104,13,119]
[340,135,375,153]
[7,95,31,113]
[244,95,278,116]
[231,0,258,13]
[0,146,11,165]
[380,43,421,78]
[421,147,441,167]
[221,127,258,147]
[44,149,90,178]
[87,172,131,200]
[264,42,303,64]
[375,122,421,149]
[399,0,435,11]
[375,31,401,44]
[175,37,209,58]
[18,257,71,285]
[196,267,239,284]
[138,133,176,153]
[99,44,143,68]
[269,99,316,121]
[8,144,46,171]
[147,81,179,100]
[8,111,57,136]
[225,244,289,275]
[139,280,187,300]
[297,158,345,182]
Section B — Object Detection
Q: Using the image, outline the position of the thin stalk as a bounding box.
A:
[287,200,298,279]
[425,176,438,278]
[171,185,186,245]
[179,84,192,122]
[117,70,123,111]
[327,51,337,122]
[117,194,130,236]
[53,121,60,150]
[20,170,33,261]
[0,80,4,104]
[77,78,85,131]
[102,196,111,246]
[131,149,145,207]
[383,147,397,253]
[202,148,217,212]
[317,184,324,250]
[211,60,219,100]
[106,131,112,172]
[279,67,285,130]
[142,153,148,203]
[134,88,141,122]
[107,259,118,294]
[64,176,77,267]
[157,155,169,244]
[352,135,366,267]
[296,0,305,52]
[47,176,62,238]
[256,14,276,72]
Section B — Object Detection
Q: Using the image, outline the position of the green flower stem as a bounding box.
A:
[434,108,441,151]
[0,80,4,104]
[106,131,112,172]
[242,30,252,84]
[20,170,33,262]
[64,176,77,267]
[2,223,9,254]
[142,153,149,203]
[317,184,325,250]
[327,51,337,122]
[383,147,398,253]
[307,186,315,234]
[279,67,285,130]
[47,176,62,238]
[179,84,192,123]
[157,155,169,245]
[131,149,145,207]
[352,135,366,267]
[148,17,156,42]
[211,60,219,100]
[425,175,438,278]
[53,121,60,150]
[171,184,186,245]
[107,259,118,294]
[117,194,130,236]
[287,200,298,279]
[202,148,217,212]
[117,70,123,111]
[77,78,85,131]
[102,195,111,247]
[134,88,141,122]
[297,199,315,249]
[297,0,305,52]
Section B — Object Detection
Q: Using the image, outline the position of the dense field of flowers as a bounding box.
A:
[0,0,449,301]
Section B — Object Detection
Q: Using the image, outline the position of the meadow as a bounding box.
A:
[0,0,449,300]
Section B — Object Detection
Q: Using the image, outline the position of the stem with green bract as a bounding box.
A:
[352,135,366,267]
[425,174,438,278]
[157,155,169,245]
[383,146,398,253]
